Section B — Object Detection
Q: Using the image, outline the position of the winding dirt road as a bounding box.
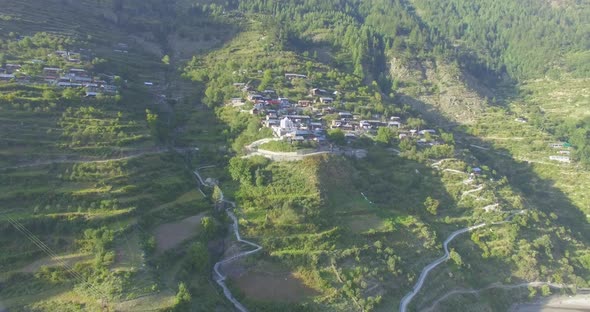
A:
[193,168,262,312]
[399,210,525,312]
[399,223,487,312]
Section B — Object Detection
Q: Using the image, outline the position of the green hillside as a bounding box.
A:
[0,0,589,312]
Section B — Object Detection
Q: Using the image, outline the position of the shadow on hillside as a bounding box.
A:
[318,151,455,219]
[405,95,590,310]
[420,93,589,239]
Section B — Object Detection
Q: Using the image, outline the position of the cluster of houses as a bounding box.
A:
[54,50,82,63]
[0,63,21,81]
[0,50,118,97]
[43,67,118,97]
[230,73,441,146]
[247,94,328,143]
[549,142,572,163]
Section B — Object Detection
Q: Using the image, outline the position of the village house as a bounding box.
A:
[285,129,314,142]
[102,85,118,94]
[360,120,386,130]
[248,93,263,101]
[309,122,323,131]
[72,76,93,83]
[272,116,296,137]
[342,122,357,131]
[58,76,72,83]
[319,97,334,104]
[388,121,402,128]
[345,133,357,140]
[5,64,21,74]
[231,98,245,105]
[338,112,353,120]
[549,142,570,149]
[267,99,281,106]
[309,88,327,96]
[278,98,291,108]
[85,89,100,97]
[323,107,334,114]
[298,100,312,107]
[57,82,83,88]
[284,115,311,125]
[419,129,436,135]
[285,73,307,80]
[67,53,81,63]
[55,50,68,58]
[43,67,60,78]
[0,74,15,81]
[331,120,342,129]
[252,102,264,111]
[549,155,571,163]
[264,119,280,127]
[69,68,87,76]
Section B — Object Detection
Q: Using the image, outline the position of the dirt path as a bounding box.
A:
[0,147,199,171]
[243,149,332,161]
[243,138,368,162]
[461,185,484,198]
[431,158,459,168]
[213,197,262,312]
[244,138,281,150]
[399,210,526,312]
[399,223,488,312]
[0,148,169,171]
[193,168,262,312]
[441,168,467,175]
[423,283,590,312]
[19,253,92,273]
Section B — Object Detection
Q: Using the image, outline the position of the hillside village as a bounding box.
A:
[0,1,588,311]
[0,47,119,97]
[229,73,443,149]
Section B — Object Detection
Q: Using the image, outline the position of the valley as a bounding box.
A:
[0,0,588,312]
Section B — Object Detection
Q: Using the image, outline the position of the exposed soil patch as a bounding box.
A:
[154,212,207,253]
[343,213,384,233]
[20,253,92,273]
[231,270,319,302]
[114,291,175,312]
[510,292,590,312]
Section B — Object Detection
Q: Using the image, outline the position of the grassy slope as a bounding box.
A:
[0,1,233,311]
[388,40,590,312]
[1,1,588,312]
[186,15,590,312]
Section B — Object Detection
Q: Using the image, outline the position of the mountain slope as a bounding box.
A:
[0,1,589,312]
